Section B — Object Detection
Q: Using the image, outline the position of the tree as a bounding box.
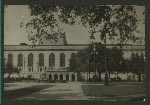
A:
[129,54,145,82]
[68,43,125,81]
[68,47,90,72]
[21,6,143,45]
[92,43,105,80]
[4,61,20,79]
[107,47,124,73]
[22,5,144,85]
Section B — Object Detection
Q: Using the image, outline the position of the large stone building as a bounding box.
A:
[4,35,145,81]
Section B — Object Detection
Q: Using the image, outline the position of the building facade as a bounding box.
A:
[4,36,145,81]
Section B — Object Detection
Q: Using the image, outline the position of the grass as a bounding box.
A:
[4,84,54,100]
[81,82,145,100]
[82,81,145,85]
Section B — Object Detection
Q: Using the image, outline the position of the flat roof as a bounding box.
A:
[4,44,145,51]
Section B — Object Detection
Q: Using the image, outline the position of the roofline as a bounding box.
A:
[4,44,145,46]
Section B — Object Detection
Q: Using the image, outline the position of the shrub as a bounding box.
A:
[48,79,55,83]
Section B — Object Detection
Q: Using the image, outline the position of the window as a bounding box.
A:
[28,53,33,67]
[60,53,65,67]
[39,53,44,67]
[49,53,55,67]
[7,54,13,67]
[18,53,23,67]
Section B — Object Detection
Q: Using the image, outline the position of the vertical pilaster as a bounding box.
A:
[33,53,38,72]
[75,73,77,81]
[63,74,65,81]
[69,74,72,81]
[23,52,28,73]
[44,52,49,70]
[58,74,60,80]
[55,52,60,70]
[52,74,54,80]
[65,52,70,68]
[12,53,18,68]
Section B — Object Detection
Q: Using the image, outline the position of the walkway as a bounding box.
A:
[16,82,91,100]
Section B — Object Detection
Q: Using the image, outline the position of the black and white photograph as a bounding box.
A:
[3,5,145,101]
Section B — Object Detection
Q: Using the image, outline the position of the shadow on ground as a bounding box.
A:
[17,93,83,100]
[81,82,145,101]
[4,84,21,87]
[4,85,55,100]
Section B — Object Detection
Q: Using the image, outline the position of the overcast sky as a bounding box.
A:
[4,5,145,45]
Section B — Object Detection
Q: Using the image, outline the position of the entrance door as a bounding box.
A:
[72,74,75,81]
[49,74,52,80]
[60,74,63,80]
[54,74,58,80]
[66,74,69,81]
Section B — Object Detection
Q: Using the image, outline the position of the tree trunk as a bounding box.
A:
[98,72,101,80]
[88,70,91,82]
[89,71,90,79]
[108,71,110,79]
[138,74,141,82]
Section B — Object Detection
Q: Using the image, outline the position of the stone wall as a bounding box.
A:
[4,44,145,81]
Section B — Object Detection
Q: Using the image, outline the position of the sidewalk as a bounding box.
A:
[16,82,91,100]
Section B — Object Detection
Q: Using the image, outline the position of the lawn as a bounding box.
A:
[4,84,55,100]
[81,82,145,101]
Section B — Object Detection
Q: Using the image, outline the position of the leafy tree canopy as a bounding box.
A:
[4,60,20,78]
[68,43,126,74]
[20,5,143,45]
[129,54,145,75]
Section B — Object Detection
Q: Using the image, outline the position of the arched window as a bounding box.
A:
[54,74,58,80]
[60,53,65,67]
[39,53,44,67]
[7,54,13,67]
[18,53,23,67]
[49,74,52,80]
[28,53,33,67]
[49,53,55,67]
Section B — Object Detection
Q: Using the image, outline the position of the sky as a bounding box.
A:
[4,5,145,45]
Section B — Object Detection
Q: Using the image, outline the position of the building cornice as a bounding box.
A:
[4,44,145,51]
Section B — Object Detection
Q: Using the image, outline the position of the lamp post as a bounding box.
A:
[91,43,98,82]
[86,59,89,81]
